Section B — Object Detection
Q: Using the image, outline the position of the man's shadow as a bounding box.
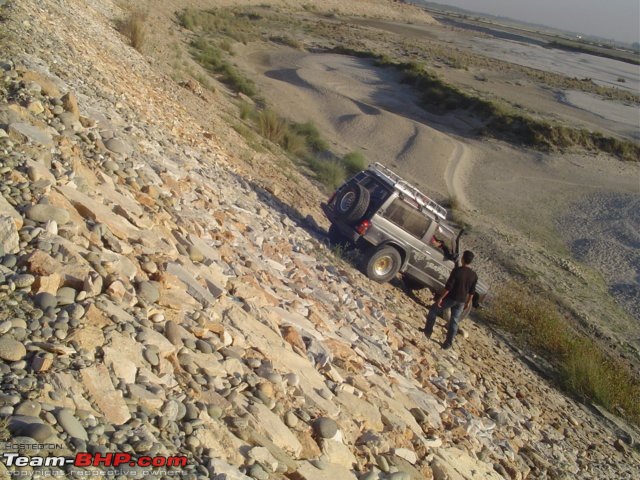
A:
[391,277,434,310]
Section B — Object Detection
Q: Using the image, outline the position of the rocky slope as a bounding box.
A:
[0,1,638,479]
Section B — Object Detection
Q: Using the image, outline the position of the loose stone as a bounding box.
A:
[313,417,338,439]
[0,336,26,361]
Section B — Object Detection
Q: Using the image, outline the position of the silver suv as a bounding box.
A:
[321,163,488,308]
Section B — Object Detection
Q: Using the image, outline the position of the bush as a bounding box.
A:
[269,35,303,49]
[342,151,365,176]
[482,283,640,424]
[239,101,256,121]
[289,122,328,152]
[258,110,287,144]
[306,158,346,190]
[176,9,196,30]
[283,130,309,157]
[220,38,234,54]
[190,38,256,97]
[116,10,147,51]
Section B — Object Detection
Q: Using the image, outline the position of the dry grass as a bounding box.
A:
[0,416,9,441]
[342,151,366,177]
[190,38,256,97]
[482,283,640,425]
[116,10,147,51]
[269,34,303,50]
[306,158,346,190]
[258,109,287,144]
[283,130,309,157]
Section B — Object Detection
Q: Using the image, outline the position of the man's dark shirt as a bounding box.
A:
[444,265,477,302]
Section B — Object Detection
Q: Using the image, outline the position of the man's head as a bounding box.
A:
[461,250,474,265]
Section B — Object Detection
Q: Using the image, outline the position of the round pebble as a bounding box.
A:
[0,335,27,361]
[56,287,77,306]
[15,400,41,417]
[284,411,298,428]
[313,417,338,439]
[21,423,55,442]
[56,408,89,441]
[12,274,35,288]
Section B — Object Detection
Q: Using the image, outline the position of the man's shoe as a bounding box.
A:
[423,329,432,339]
[441,342,452,350]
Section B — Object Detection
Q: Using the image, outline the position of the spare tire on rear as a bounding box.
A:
[334,184,370,223]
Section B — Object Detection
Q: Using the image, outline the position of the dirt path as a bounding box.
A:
[444,139,472,210]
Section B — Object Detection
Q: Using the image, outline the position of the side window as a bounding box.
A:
[383,198,431,238]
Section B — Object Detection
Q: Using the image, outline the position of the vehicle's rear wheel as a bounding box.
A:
[335,184,370,223]
[363,245,402,283]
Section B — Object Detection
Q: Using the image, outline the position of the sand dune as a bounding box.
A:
[245,50,465,200]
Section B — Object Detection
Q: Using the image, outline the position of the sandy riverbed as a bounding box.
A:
[235,42,640,348]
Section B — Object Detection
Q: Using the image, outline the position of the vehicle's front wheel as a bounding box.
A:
[363,245,402,283]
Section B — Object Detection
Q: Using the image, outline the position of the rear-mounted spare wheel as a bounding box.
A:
[335,184,370,223]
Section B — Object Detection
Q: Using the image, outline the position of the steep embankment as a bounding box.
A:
[0,1,638,480]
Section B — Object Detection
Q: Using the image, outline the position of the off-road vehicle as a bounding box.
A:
[321,163,488,311]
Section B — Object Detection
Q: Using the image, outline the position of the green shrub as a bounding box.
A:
[289,122,328,152]
[269,35,303,49]
[190,38,256,97]
[342,151,365,176]
[482,283,640,424]
[283,130,309,157]
[193,73,215,92]
[258,110,287,144]
[220,38,234,53]
[306,158,346,190]
[116,10,147,51]
[222,66,257,97]
[239,101,256,121]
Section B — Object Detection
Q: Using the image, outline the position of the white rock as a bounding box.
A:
[0,216,19,255]
[248,447,278,472]
[393,448,417,465]
[45,220,58,235]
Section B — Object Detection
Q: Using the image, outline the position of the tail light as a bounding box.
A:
[356,219,371,235]
[328,192,337,205]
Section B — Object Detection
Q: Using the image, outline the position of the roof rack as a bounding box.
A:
[368,162,448,220]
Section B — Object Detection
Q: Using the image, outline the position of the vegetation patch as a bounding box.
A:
[190,38,256,97]
[342,151,366,177]
[289,122,329,152]
[547,40,640,66]
[343,51,639,162]
[482,283,640,425]
[237,102,361,190]
[116,9,147,51]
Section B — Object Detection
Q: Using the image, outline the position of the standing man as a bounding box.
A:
[423,250,477,349]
